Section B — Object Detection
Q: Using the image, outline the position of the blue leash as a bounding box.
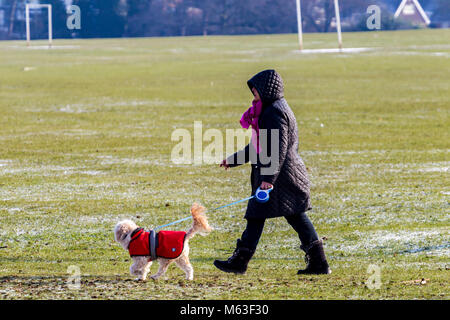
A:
[154,188,272,231]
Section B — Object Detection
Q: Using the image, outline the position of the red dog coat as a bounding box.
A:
[128,228,186,260]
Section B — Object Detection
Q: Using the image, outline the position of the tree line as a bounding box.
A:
[1,0,449,40]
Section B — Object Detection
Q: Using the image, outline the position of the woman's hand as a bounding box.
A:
[259,181,273,190]
[220,159,230,170]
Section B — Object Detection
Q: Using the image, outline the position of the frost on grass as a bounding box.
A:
[96,155,174,167]
[0,182,154,202]
[330,228,450,257]
[41,99,243,114]
[0,164,105,177]
[0,159,13,167]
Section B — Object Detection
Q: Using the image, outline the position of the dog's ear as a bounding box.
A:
[114,224,122,243]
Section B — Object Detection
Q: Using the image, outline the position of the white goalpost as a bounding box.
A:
[296,0,343,51]
[26,3,52,47]
[334,0,343,50]
[295,0,303,51]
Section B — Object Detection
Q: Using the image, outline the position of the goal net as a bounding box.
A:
[295,0,343,51]
[25,4,52,47]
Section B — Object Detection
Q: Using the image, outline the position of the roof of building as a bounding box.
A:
[394,0,431,25]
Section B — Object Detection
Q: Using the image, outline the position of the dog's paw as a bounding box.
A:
[135,277,146,282]
[150,275,159,281]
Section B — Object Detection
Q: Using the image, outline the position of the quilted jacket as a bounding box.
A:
[227,69,312,219]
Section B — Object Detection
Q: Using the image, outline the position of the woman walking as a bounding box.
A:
[214,69,330,275]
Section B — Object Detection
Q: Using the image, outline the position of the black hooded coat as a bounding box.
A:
[227,69,312,219]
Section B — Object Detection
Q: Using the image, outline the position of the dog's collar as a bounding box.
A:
[130,227,143,240]
[127,228,143,251]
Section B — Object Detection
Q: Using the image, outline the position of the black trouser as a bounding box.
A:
[240,212,319,251]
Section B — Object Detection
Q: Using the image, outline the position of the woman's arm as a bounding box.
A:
[259,108,289,185]
[222,143,251,169]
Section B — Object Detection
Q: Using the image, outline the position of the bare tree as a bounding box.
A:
[8,0,17,37]
[300,0,334,32]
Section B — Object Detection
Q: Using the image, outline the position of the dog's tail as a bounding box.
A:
[185,202,212,240]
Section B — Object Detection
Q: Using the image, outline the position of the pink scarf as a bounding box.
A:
[240,99,263,153]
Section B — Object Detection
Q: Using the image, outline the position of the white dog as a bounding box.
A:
[114,203,211,281]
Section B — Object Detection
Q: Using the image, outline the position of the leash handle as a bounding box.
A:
[254,186,273,203]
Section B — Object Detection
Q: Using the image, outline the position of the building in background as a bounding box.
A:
[394,0,431,26]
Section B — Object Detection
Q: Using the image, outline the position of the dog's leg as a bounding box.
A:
[130,257,152,281]
[175,252,194,280]
[150,258,171,280]
[141,260,152,281]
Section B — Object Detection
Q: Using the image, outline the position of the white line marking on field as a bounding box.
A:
[294,47,373,54]
[8,45,80,50]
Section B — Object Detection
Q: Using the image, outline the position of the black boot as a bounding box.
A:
[213,239,255,274]
[297,239,331,275]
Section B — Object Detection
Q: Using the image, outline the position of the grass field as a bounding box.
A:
[0,29,449,300]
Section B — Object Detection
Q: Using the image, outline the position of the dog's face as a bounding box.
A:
[114,219,138,250]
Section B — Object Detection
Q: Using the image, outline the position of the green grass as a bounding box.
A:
[0,29,449,299]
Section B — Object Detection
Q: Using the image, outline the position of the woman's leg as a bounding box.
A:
[240,218,266,251]
[285,212,319,248]
[213,218,265,274]
[286,212,331,275]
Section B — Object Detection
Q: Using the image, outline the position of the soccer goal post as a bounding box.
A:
[296,0,343,51]
[26,3,52,47]
[334,0,343,50]
[295,0,303,50]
